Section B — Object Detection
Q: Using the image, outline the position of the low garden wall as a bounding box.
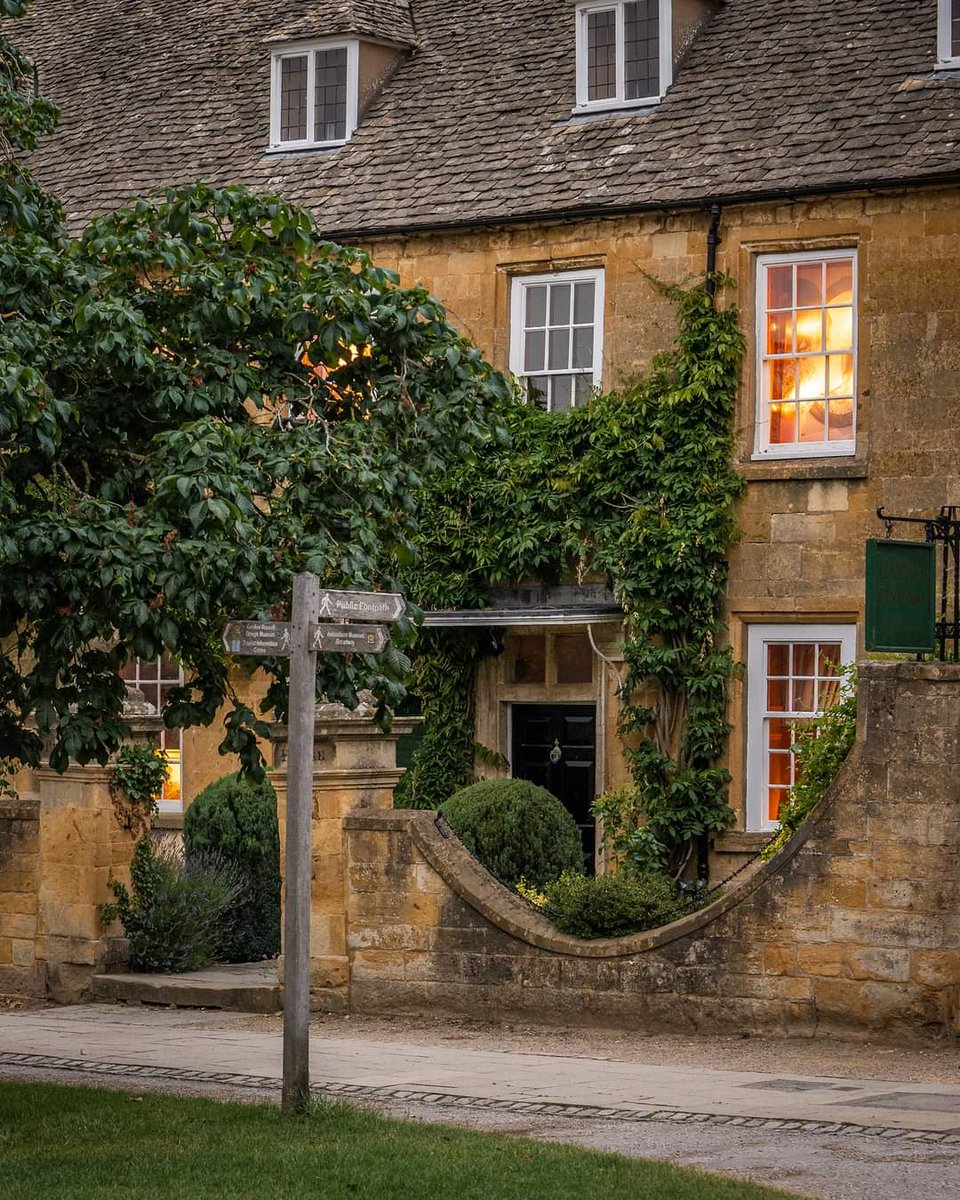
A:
[4,659,956,1038]
[0,716,161,1005]
[335,662,960,1040]
[0,797,42,999]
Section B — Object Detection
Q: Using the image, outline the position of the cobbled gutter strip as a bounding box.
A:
[1,1051,957,1145]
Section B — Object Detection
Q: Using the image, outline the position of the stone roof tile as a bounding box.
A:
[10,0,960,237]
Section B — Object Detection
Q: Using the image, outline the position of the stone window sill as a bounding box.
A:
[713,831,771,854]
[737,459,868,483]
[154,812,185,832]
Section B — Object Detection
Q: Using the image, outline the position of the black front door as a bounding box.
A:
[511,703,597,872]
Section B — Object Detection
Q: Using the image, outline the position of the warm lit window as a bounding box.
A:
[938,0,960,66]
[120,656,185,811]
[509,269,604,411]
[575,0,672,111]
[755,249,857,459]
[269,40,358,150]
[745,625,856,832]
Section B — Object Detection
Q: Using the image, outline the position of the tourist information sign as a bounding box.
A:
[310,623,389,654]
[221,579,402,1115]
[317,588,404,622]
[222,621,292,656]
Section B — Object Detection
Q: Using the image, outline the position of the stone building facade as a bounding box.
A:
[11,0,960,857]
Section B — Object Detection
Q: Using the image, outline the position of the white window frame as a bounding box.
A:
[509,267,605,412]
[269,39,359,151]
[938,0,960,68]
[575,0,672,113]
[753,247,858,461]
[123,657,186,814]
[745,623,856,833]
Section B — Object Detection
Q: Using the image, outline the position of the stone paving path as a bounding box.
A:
[2,1005,960,1199]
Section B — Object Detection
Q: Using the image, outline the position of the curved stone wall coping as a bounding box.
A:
[346,661,960,961]
[345,748,856,958]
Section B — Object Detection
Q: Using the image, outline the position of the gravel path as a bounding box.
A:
[259,1010,960,1087]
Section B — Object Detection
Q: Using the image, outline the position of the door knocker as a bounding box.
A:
[549,738,563,765]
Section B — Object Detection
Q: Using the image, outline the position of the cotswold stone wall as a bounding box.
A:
[339,662,960,1040]
[0,798,42,999]
[0,721,160,1005]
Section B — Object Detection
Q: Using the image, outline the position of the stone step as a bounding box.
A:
[92,963,280,1013]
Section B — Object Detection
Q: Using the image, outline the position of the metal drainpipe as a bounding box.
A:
[705,203,722,304]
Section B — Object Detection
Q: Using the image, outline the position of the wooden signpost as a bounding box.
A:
[222,574,402,1114]
[311,623,389,654]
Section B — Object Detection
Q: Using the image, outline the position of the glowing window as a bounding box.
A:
[575,1,672,111]
[755,250,857,460]
[746,625,856,832]
[119,656,185,811]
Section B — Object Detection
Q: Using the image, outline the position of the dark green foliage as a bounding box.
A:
[183,773,280,962]
[108,742,168,834]
[394,630,491,809]
[101,835,244,973]
[440,778,584,888]
[0,4,512,778]
[763,666,857,859]
[535,870,698,940]
[401,280,745,872]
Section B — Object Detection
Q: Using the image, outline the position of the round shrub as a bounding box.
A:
[183,773,281,962]
[537,870,694,939]
[439,778,584,888]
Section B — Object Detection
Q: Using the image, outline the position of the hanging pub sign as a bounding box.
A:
[865,539,936,654]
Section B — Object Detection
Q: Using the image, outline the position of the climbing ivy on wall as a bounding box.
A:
[398,279,745,872]
[393,630,488,810]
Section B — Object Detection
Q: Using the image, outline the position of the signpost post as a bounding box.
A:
[221,577,403,1115]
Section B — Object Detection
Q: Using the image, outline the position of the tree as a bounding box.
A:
[0,0,511,774]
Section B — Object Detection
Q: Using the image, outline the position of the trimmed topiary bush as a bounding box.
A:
[439,778,584,888]
[518,869,698,940]
[183,773,281,962]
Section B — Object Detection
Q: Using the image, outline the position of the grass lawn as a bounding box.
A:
[0,1081,797,1200]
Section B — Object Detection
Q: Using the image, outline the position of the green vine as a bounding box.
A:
[399,279,745,873]
[0,758,17,801]
[394,630,491,809]
[109,743,168,836]
[762,665,857,860]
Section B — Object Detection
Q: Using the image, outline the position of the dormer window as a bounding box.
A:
[269,40,359,150]
[575,0,672,112]
[938,0,960,68]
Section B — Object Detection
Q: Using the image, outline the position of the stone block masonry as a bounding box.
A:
[0,718,160,1004]
[6,660,956,1038]
[0,799,42,999]
[336,662,960,1040]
